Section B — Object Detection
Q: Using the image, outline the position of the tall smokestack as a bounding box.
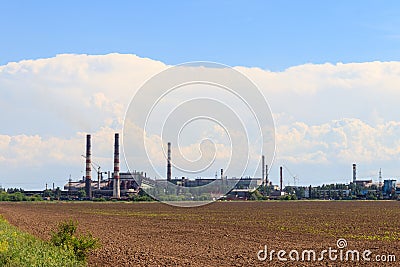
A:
[280,166,283,192]
[261,155,265,185]
[113,133,120,198]
[352,163,356,183]
[265,164,269,185]
[85,134,92,199]
[220,168,224,180]
[167,142,171,181]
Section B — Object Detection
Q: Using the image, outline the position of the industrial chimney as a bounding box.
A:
[220,168,224,180]
[352,163,356,183]
[280,166,283,193]
[265,164,269,185]
[261,155,265,185]
[85,134,92,199]
[113,133,120,199]
[167,142,171,181]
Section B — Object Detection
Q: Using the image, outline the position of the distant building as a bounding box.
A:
[63,171,143,197]
[383,179,397,195]
[353,179,373,187]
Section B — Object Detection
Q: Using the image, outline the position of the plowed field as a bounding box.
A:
[0,201,399,266]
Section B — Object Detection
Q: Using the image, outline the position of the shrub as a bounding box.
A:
[0,216,82,266]
[50,220,100,261]
[9,192,26,201]
[28,194,42,201]
[0,192,9,201]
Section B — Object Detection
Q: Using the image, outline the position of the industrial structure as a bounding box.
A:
[113,133,120,199]
[20,134,394,201]
[61,134,269,200]
[352,163,373,187]
[60,135,400,201]
[85,134,92,198]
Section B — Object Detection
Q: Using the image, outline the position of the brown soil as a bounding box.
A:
[0,201,399,266]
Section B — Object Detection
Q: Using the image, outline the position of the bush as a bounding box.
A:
[0,216,82,267]
[0,191,9,201]
[50,220,100,261]
[279,195,297,200]
[28,194,42,201]
[9,192,26,201]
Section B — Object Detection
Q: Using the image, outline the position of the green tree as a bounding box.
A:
[9,192,26,201]
[77,189,86,199]
[250,190,263,200]
[54,187,62,200]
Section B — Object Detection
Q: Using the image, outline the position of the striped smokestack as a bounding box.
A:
[280,166,283,193]
[167,142,171,181]
[85,134,92,199]
[352,163,356,183]
[113,133,120,198]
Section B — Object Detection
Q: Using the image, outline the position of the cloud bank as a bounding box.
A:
[1,54,399,188]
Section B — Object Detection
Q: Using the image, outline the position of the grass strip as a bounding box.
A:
[0,215,84,267]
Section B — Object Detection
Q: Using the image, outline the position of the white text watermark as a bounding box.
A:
[257,238,396,263]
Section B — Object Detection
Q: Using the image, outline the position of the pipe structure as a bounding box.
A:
[353,163,356,183]
[265,164,269,185]
[167,142,172,181]
[113,133,120,198]
[85,134,92,199]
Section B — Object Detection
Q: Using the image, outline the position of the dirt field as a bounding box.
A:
[0,201,399,266]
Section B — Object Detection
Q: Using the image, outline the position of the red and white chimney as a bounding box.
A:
[113,133,120,198]
[85,134,92,198]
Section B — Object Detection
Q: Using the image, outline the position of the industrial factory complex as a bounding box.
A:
[8,133,400,201]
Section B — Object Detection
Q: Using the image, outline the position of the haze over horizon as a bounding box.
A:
[1,1,400,189]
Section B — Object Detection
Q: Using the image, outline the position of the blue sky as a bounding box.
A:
[2,1,400,70]
[1,1,400,189]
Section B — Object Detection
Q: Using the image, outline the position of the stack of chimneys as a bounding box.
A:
[85,134,92,199]
[167,142,171,181]
[83,133,120,199]
[113,133,120,199]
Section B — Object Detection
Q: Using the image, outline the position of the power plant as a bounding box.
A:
[62,135,269,200]
[44,134,399,201]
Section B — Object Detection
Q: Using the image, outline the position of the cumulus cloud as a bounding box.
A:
[1,54,400,187]
[276,118,400,165]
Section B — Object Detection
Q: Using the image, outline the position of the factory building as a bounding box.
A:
[351,163,373,187]
[60,136,399,201]
[64,171,143,197]
[383,179,397,196]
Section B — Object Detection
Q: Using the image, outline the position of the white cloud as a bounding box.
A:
[1,54,400,187]
[276,118,400,164]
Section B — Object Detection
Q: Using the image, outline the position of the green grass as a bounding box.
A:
[0,215,84,267]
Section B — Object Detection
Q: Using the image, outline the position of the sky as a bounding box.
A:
[1,1,400,189]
